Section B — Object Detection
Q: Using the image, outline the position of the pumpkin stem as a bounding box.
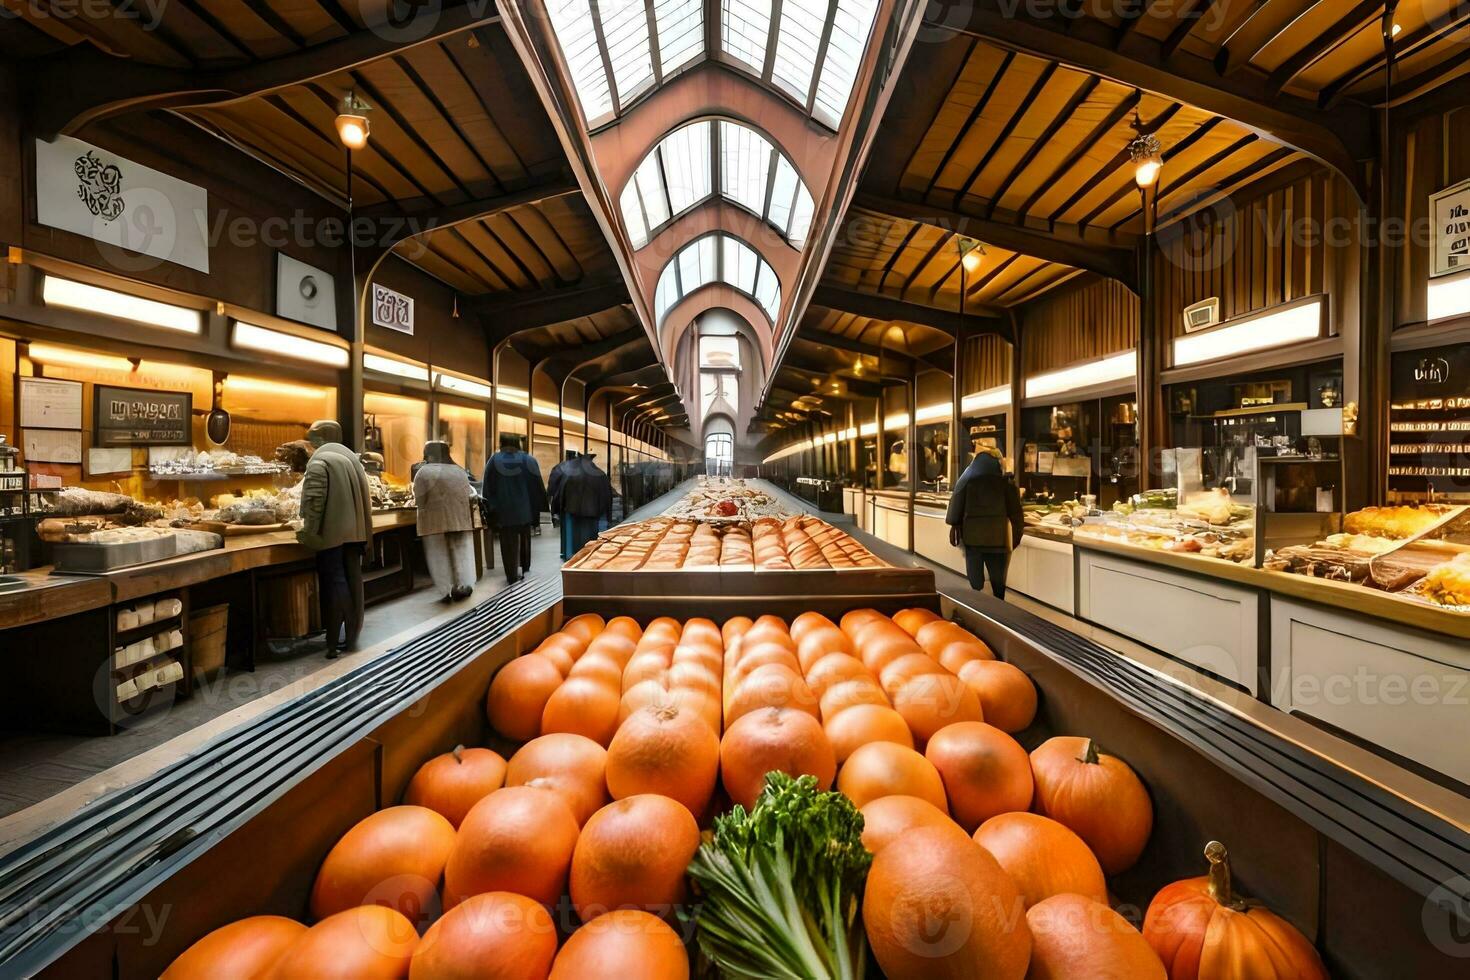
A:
[1079,739,1100,765]
[1205,841,1246,910]
[452,744,465,764]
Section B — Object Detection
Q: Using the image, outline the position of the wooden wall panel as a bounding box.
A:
[1152,169,1346,339]
[1020,275,1139,374]
[962,333,1012,391]
[367,256,490,378]
[1397,105,1470,328]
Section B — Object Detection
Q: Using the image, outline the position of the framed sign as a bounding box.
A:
[93,385,193,447]
[35,135,210,273]
[19,377,83,429]
[372,283,414,335]
[1430,178,1470,277]
[23,429,83,464]
[276,253,338,330]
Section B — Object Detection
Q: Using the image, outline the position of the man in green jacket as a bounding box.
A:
[297,420,373,657]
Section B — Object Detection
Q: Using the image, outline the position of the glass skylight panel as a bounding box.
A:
[655,0,705,74]
[719,121,771,218]
[771,0,825,105]
[753,262,781,321]
[634,160,671,228]
[621,185,650,247]
[655,263,680,322]
[722,236,756,295]
[546,0,614,121]
[602,0,656,107]
[789,184,814,248]
[766,155,799,234]
[812,0,879,126]
[721,0,771,73]
[661,121,712,213]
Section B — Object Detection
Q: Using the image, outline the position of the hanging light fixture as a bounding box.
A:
[1127,113,1163,189]
[957,237,986,274]
[334,93,372,150]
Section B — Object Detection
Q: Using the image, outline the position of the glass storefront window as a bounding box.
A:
[363,391,428,486]
[436,403,486,476]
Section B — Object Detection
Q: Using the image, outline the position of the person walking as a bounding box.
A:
[946,448,1024,599]
[413,440,479,601]
[560,452,613,558]
[296,420,374,658]
[547,449,578,560]
[482,433,547,584]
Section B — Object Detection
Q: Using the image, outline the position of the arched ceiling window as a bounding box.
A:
[720,0,879,127]
[545,0,706,121]
[620,118,814,248]
[655,233,781,326]
[545,0,879,129]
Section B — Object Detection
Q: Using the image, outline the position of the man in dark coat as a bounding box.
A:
[481,433,547,584]
[560,452,613,559]
[547,449,578,560]
[296,420,373,657]
[945,449,1024,599]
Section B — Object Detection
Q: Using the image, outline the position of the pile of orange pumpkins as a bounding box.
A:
[160,609,1330,979]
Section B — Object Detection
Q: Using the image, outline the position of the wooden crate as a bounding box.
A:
[189,603,229,683]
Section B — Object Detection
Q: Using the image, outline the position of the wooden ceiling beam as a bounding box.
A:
[810,283,1011,341]
[357,179,581,258]
[1320,10,1470,109]
[1265,0,1382,97]
[926,0,1370,199]
[30,2,500,136]
[857,192,1138,291]
[793,330,952,375]
[475,281,632,339]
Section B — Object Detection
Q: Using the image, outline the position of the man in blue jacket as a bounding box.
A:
[481,434,547,584]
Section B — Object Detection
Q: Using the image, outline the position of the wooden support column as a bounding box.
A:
[1009,314,1025,475]
[907,363,918,553]
[950,323,966,487]
[873,397,885,491]
[1136,182,1165,490]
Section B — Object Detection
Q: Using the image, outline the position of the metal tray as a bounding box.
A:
[52,533,178,572]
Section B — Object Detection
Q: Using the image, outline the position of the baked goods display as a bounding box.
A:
[1264,505,1470,610]
[663,477,789,521]
[1072,490,1256,564]
[569,516,886,571]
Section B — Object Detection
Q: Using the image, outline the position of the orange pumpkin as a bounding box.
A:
[410,891,558,980]
[1027,893,1165,980]
[444,785,581,907]
[924,721,1033,831]
[972,812,1107,910]
[403,745,507,829]
[1030,736,1153,874]
[1143,842,1328,980]
[957,660,1035,734]
[309,805,456,925]
[162,916,305,980]
[265,906,417,980]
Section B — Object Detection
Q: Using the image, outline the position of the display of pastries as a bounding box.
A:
[1342,504,1457,540]
[567,515,885,571]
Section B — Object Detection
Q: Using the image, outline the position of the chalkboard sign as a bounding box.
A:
[93,385,193,447]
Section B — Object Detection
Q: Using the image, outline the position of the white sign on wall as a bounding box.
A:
[276,253,339,331]
[35,135,210,273]
[1431,178,1470,277]
[371,283,414,335]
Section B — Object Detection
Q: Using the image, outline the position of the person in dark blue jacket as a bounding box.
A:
[481,434,547,584]
[945,449,1024,598]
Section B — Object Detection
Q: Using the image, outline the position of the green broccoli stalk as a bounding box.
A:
[683,773,873,979]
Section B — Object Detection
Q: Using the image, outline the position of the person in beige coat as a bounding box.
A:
[297,420,373,657]
[412,441,479,601]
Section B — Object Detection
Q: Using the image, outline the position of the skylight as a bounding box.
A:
[619,118,815,248]
[719,0,880,128]
[655,232,781,326]
[544,0,708,124]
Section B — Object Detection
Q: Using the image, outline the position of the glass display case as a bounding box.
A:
[1020,397,1137,509]
[914,419,949,492]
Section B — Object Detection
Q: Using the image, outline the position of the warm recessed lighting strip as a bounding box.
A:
[43,274,202,334]
[231,321,349,367]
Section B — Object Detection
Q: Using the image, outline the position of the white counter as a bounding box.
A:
[1008,533,1076,614]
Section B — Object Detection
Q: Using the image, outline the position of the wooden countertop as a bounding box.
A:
[1073,533,1470,640]
[0,510,417,629]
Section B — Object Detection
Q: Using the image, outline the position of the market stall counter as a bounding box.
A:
[0,510,422,736]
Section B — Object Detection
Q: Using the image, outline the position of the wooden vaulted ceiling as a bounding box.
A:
[5,0,661,411]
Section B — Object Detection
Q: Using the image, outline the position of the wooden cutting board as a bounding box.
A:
[184,521,289,536]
